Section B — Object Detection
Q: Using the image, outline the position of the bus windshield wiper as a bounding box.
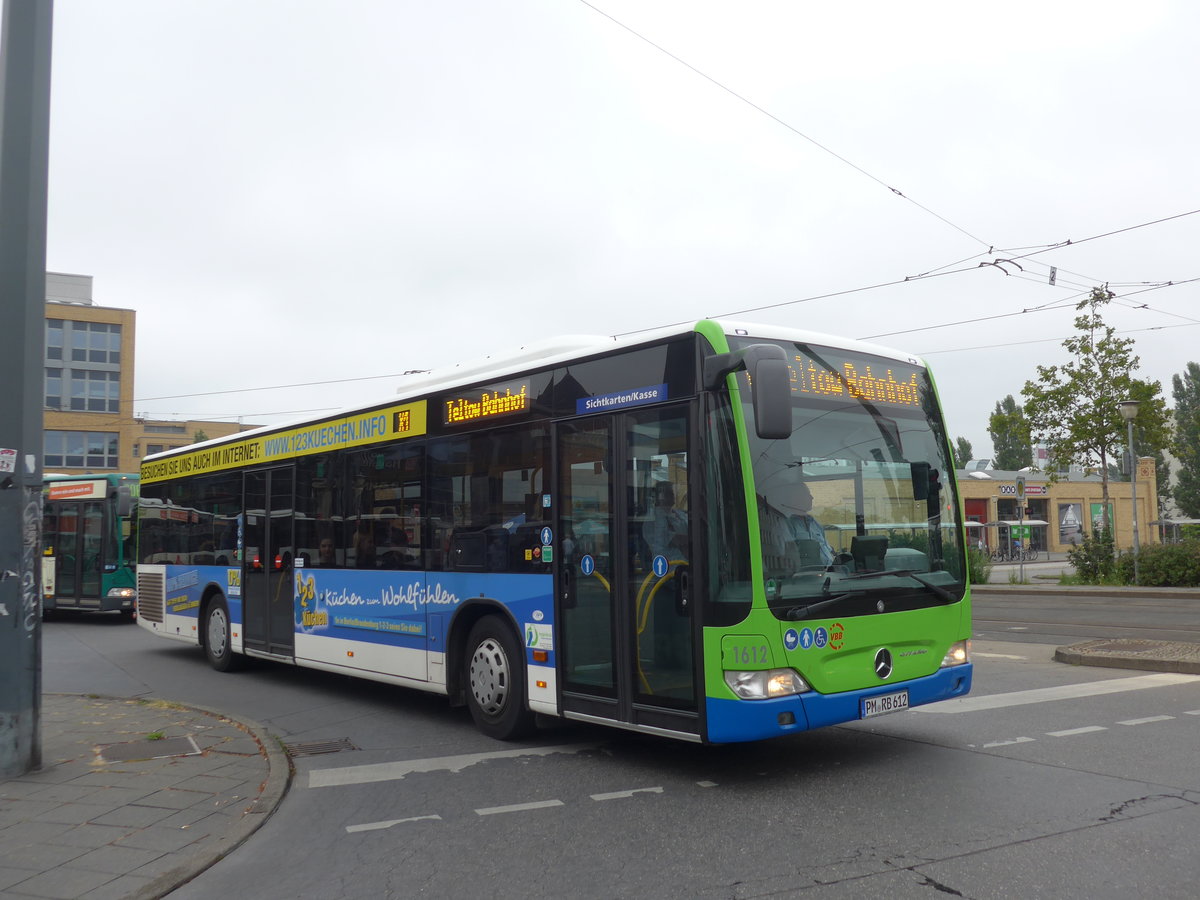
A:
[785,592,853,621]
[839,569,960,603]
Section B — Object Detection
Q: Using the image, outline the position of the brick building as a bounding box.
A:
[956,460,1159,555]
[44,273,249,474]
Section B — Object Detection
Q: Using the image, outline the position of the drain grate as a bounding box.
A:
[283,737,358,758]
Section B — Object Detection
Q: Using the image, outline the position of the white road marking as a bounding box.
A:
[346,815,441,833]
[1117,715,1175,726]
[1186,710,1200,716]
[1046,726,1107,737]
[309,743,598,788]
[915,673,1200,714]
[590,787,663,801]
[981,736,1035,748]
[697,781,718,788]
[475,800,564,816]
[974,652,1027,660]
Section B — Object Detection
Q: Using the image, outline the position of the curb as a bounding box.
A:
[129,702,292,900]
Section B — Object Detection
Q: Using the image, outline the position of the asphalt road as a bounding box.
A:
[973,588,1200,645]
[40,595,1200,899]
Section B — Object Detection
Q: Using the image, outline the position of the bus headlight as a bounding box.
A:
[106,587,137,600]
[724,668,810,700]
[940,640,971,667]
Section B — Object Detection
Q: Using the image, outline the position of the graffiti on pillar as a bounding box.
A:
[21,487,41,631]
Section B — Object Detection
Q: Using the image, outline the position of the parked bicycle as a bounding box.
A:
[990,546,1039,563]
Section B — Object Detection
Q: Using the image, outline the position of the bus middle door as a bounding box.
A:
[242,466,296,657]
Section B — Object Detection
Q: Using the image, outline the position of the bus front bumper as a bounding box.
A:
[705,663,973,743]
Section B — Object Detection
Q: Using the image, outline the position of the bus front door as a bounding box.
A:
[556,406,698,738]
[242,467,296,657]
[43,500,104,608]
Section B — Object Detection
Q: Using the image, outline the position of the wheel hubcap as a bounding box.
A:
[469,637,509,716]
[208,608,228,657]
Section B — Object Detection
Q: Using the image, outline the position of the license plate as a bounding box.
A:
[861,690,909,719]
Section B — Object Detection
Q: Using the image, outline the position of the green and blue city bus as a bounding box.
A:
[42,473,139,616]
[135,320,972,743]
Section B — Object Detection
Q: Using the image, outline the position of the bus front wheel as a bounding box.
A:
[204,597,242,672]
[464,616,535,740]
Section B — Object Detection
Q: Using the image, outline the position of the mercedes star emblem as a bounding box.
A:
[874,647,893,680]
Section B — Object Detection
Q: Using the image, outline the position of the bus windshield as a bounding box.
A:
[732,336,966,619]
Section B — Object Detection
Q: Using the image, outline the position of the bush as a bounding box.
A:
[1115,540,1200,587]
[1066,528,1117,582]
[967,547,992,585]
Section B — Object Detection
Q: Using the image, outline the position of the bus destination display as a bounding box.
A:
[790,346,923,410]
[443,381,530,425]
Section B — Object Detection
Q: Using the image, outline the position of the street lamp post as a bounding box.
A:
[1117,400,1141,585]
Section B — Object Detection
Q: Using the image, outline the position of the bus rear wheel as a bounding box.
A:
[464,616,535,740]
[204,597,242,672]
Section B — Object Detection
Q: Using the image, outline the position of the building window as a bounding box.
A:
[146,443,165,455]
[46,320,63,361]
[45,367,62,409]
[143,424,187,434]
[45,431,119,469]
[68,321,121,365]
[68,369,120,412]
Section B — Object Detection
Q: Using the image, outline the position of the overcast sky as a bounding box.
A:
[45,0,1200,457]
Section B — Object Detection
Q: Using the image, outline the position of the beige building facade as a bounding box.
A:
[44,273,248,475]
[956,459,1159,554]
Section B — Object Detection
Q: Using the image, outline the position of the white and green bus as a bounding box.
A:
[42,473,138,616]
[135,319,972,743]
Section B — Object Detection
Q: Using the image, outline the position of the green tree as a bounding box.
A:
[987,395,1032,470]
[1021,288,1170,532]
[953,436,973,468]
[193,429,209,444]
[1172,361,1200,517]
[1106,377,1173,515]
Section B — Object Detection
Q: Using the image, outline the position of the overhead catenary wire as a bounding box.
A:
[578,0,992,250]
[919,320,1200,357]
[131,215,1200,416]
[129,3,1200,421]
[579,2,1200,347]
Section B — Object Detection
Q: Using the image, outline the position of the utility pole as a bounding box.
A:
[0,0,53,778]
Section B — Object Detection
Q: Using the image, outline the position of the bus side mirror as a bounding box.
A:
[910,462,931,501]
[114,485,133,518]
[751,354,791,439]
[703,344,791,440]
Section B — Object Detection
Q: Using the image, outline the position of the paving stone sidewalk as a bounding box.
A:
[0,695,288,900]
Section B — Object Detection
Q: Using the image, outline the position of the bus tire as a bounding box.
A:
[204,596,242,673]
[464,616,535,740]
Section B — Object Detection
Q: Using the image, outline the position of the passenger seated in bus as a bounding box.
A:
[315,536,337,567]
[353,525,376,568]
[643,482,688,563]
[778,478,834,567]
